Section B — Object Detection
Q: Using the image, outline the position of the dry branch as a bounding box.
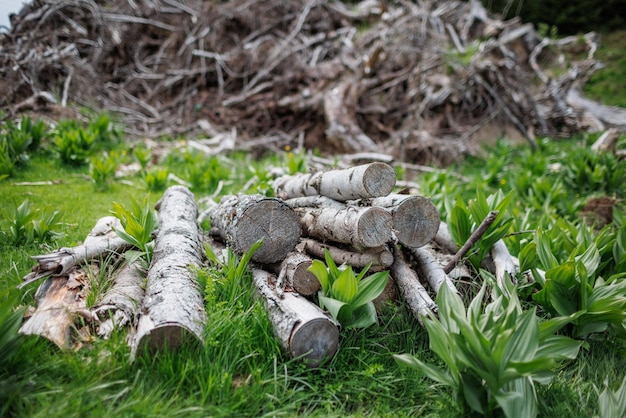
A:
[443,211,498,274]
[131,186,207,357]
[207,194,301,264]
[408,246,458,295]
[252,268,339,368]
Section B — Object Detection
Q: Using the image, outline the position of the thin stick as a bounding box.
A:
[443,210,498,274]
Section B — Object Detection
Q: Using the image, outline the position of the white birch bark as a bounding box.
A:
[268,251,320,297]
[300,238,393,269]
[408,246,458,295]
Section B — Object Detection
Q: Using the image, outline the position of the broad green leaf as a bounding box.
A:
[519,241,537,273]
[345,302,377,329]
[349,271,389,308]
[450,204,471,245]
[318,294,349,321]
[423,317,458,376]
[461,372,487,414]
[501,309,539,366]
[535,228,559,270]
[393,354,457,387]
[495,377,538,418]
[324,249,341,280]
[308,260,330,294]
[331,267,358,303]
[576,243,600,279]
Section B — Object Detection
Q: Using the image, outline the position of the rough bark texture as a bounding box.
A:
[408,246,458,295]
[131,186,207,357]
[300,238,393,269]
[207,194,301,264]
[20,216,130,288]
[365,194,440,248]
[390,246,437,326]
[92,259,145,339]
[273,163,396,202]
[490,239,519,290]
[295,205,393,250]
[252,268,339,368]
[269,251,320,297]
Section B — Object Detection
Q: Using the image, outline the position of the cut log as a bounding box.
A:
[130,186,207,357]
[390,246,437,326]
[273,162,396,202]
[19,216,131,288]
[364,194,440,248]
[300,238,393,269]
[591,128,619,154]
[408,246,458,295]
[252,268,339,368]
[92,259,145,339]
[294,205,393,250]
[207,194,301,264]
[268,251,320,297]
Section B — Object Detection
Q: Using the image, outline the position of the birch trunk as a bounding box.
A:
[268,251,320,296]
[295,205,393,249]
[408,246,458,295]
[273,162,396,202]
[300,238,393,269]
[207,194,301,264]
[365,194,440,248]
[252,269,339,368]
[20,216,131,288]
[131,186,207,357]
[390,246,437,326]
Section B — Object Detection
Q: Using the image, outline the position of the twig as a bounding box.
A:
[443,210,498,274]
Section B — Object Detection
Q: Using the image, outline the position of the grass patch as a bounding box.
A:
[584,29,626,107]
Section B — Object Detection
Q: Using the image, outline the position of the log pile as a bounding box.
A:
[17,163,520,366]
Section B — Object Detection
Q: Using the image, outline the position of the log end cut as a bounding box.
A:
[356,207,393,248]
[133,322,203,355]
[362,162,396,198]
[394,196,440,248]
[290,317,340,368]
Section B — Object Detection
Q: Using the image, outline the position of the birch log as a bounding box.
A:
[300,238,393,269]
[268,251,320,296]
[490,239,519,290]
[19,216,131,288]
[252,269,339,368]
[390,246,437,325]
[92,259,145,339]
[408,246,458,295]
[295,205,393,249]
[365,194,440,248]
[273,162,396,201]
[131,186,207,357]
[207,194,301,264]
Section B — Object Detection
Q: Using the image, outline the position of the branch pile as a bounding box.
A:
[2,0,623,165]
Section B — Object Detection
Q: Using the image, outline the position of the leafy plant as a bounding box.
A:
[595,376,626,418]
[133,145,152,173]
[395,276,582,418]
[89,151,118,191]
[1,199,64,246]
[182,151,229,194]
[54,122,97,166]
[144,166,169,192]
[110,198,158,269]
[284,146,307,175]
[0,296,24,370]
[308,249,389,329]
[561,147,625,197]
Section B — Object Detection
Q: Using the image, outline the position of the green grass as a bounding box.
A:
[584,30,626,108]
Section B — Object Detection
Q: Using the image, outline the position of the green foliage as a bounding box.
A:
[133,145,152,173]
[561,146,625,197]
[284,146,307,175]
[595,375,626,418]
[89,151,118,191]
[0,296,25,370]
[54,114,121,166]
[1,199,64,246]
[143,166,169,192]
[84,256,117,308]
[180,150,230,194]
[110,198,158,269]
[0,116,48,178]
[395,277,582,417]
[308,249,389,329]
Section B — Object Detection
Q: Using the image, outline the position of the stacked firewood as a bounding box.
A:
[17,163,519,367]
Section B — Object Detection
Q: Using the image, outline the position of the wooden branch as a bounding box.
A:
[207,194,301,264]
[300,238,393,269]
[434,221,459,254]
[443,210,498,274]
[252,268,339,368]
[591,129,619,154]
[294,205,393,250]
[131,186,207,357]
[364,194,440,248]
[408,246,458,295]
[20,216,131,288]
[268,251,320,297]
[273,162,396,202]
[390,246,437,326]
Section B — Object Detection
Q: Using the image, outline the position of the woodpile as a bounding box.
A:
[17,163,520,366]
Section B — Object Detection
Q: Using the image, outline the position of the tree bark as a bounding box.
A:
[390,246,437,326]
[300,238,393,269]
[92,259,145,339]
[273,162,396,202]
[20,216,131,288]
[130,186,207,357]
[294,204,393,250]
[252,268,339,368]
[268,251,320,297]
[407,246,458,295]
[207,194,301,264]
[364,194,440,248]
[489,239,518,290]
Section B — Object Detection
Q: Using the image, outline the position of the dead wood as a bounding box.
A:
[487,239,519,290]
[443,210,498,274]
[591,129,619,154]
[252,268,339,368]
[274,162,396,202]
[131,186,207,357]
[20,216,131,288]
[206,194,301,264]
[268,251,320,297]
[407,246,458,295]
[300,238,393,269]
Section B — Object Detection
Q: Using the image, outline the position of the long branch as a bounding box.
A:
[443,210,498,274]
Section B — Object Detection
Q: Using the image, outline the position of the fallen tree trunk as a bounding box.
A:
[408,246,458,295]
[273,162,396,202]
[390,246,437,326]
[19,216,131,288]
[268,251,320,297]
[92,259,145,339]
[294,204,393,249]
[300,238,393,269]
[363,194,440,248]
[252,268,339,368]
[207,194,301,264]
[131,186,207,357]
